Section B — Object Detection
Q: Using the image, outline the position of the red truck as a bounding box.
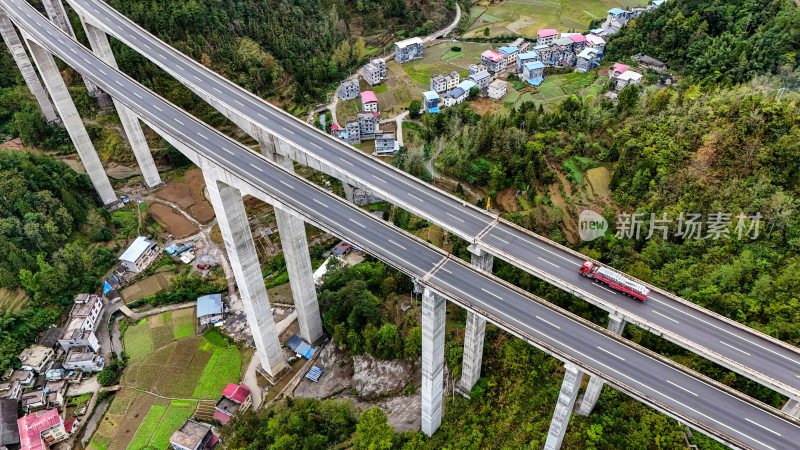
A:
[579,261,650,302]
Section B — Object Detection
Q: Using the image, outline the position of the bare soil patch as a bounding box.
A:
[149,203,198,238]
[121,272,175,303]
[469,97,504,116]
[496,186,520,213]
[153,168,214,223]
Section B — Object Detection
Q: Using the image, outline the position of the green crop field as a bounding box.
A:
[464,0,649,38]
[91,312,244,449]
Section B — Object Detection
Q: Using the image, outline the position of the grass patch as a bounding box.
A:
[174,322,195,339]
[192,332,242,399]
[148,401,197,449]
[87,434,111,450]
[562,156,601,184]
[372,83,387,94]
[126,403,167,449]
[122,320,154,361]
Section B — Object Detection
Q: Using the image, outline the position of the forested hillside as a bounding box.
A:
[0,152,120,372]
[107,0,456,104]
[605,0,800,85]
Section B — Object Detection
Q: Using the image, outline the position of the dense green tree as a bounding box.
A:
[353,407,394,450]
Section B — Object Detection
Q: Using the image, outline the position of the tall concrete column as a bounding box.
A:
[203,169,287,377]
[544,363,585,450]
[40,0,102,98]
[458,246,493,394]
[421,287,446,436]
[81,20,161,187]
[259,134,323,344]
[25,38,116,205]
[342,183,356,203]
[0,12,57,122]
[576,315,626,416]
[783,399,800,418]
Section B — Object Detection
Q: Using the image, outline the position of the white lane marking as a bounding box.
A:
[114,79,124,87]
[479,288,503,301]
[666,380,698,397]
[143,43,152,50]
[257,113,269,121]
[720,341,751,356]
[439,267,452,275]
[213,87,223,94]
[133,92,143,99]
[248,163,263,172]
[157,52,166,60]
[494,226,582,266]
[596,285,618,295]
[234,99,245,107]
[338,157,354,167]
[535,315,561,330]
[432,276,787,450]
[221,147,234,155]
[281,126,296,136]
[446,212,465,222]
[195,132,209,141]
[537,257,559,268]
[372,175,388,184]
[745,418,782,437]
[152,104,162,112]
[68,46,77,54]
[173,118,184,126]
[491,235,511,245]
[310,142,322,149]
[408,193,424,202]
[348,218,366,229]
[388,239,406,250]
[312,198,328,208]
[596,346,625,361]
[651,310,679,324]
[279,180,295,190]
[651,297,800,366]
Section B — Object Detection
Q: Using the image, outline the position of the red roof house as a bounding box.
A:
[537,28,558,38]
[18,409,67,450]
[213,384,252,425]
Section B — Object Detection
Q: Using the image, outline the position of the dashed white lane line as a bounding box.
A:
[745,418,782,437]
[666,380,698,397]
[152,104,162,112]
[133,92,143,99]
[446,212,465,222]
[234,99,245,107]
[596,285,617,295]
[279,180,295,190]
[720,341,751,356]
[309,142,322,149]
[480,287,503,301]
[173,118,184,126]
[535,315,561,330]
[388,239,406,250]
[372,174,388,183]
[312,198,328,208]
[408,193,424,202]
[248,163,263,172]
[596,346,625,361]
[338,157,354,166]
[348,218,366,229]
[652,310,680,324]
[195,132,209,141]
[212,86,223,94]
[537,257,559,268]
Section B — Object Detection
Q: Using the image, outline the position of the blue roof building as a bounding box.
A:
[197,294,223,326]
[457,80,477,92]
[608,7,626,15]
[287,335,315,359]
[423,90,440,113]
[498,46,518,56]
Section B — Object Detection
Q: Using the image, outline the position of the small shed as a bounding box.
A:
[305,366,323,382]
[197,294,223,326]
[287,335,315,359]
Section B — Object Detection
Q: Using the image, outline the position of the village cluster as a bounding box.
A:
[331,0,668,152]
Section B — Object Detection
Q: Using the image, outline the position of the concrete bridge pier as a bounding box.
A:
[421,287,446,436]
[80,19,161,188]
[458,245,493,395]
[24,36,117,205]
[544,363,585,450]
[40,0,103,99]
[577,315,626,416]
[259,133,324,344]
[0,11,57,122]
[203,167,287,378]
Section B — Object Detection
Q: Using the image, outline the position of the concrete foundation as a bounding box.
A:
[0,11,57,122]
[203,169,287,376]
[40,0,102,98]
[81,21,160,187]
[783,399,800,418]
[577,315,626,416]
[25,38,117,205]
[260,134,324,344]
[545,363,585,450]
[421,287,446,436]
[458,247,493,395]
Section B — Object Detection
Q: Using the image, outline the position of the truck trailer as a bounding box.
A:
[579,261,649,302]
